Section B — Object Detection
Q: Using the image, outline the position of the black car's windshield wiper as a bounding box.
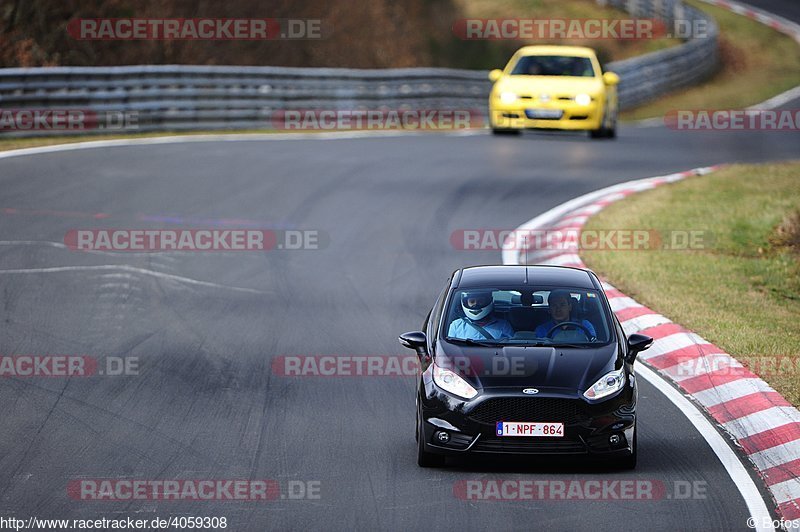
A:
[515,341,550,347]
[549,343,592,349]
[445,337,498,347]
[512,341,588,348]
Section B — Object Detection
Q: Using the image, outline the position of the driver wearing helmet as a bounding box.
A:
[448,290,515,340]
[535,290,596,340]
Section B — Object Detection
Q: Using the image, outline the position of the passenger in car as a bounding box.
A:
[534,290,596,339]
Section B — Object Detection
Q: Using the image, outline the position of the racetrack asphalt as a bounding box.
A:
[1,122,798,530]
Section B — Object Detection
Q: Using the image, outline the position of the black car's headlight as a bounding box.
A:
[583,369,625,400]
[433,364,478,400]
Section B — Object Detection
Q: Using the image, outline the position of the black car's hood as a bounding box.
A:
[436,342,619,393]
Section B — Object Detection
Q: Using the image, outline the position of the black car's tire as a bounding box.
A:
[619,428,637,470]
[491,128,521,135]
[417,411,446,468]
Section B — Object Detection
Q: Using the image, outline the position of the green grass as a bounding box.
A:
[582,162,800,405]
[621,0,800,120]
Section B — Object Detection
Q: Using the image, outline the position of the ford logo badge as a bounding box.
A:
[522,388,539,395]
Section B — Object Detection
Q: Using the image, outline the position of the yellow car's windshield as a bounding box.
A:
[511,55,596,77]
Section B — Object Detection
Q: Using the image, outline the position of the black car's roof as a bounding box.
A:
[454,265,599,290]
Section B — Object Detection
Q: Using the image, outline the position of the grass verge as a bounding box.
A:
[582,161,800,406]
[621,0,800,121]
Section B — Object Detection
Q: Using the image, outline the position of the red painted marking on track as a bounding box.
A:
[645,343,723,370]
[615,305,656,322]
[738,422,800,454]
[601,287,625,299]
[679,366,758,394]
[778,499,800,521]
[761,458,800,486]
[708,392,792,424]
[637,322,685,340]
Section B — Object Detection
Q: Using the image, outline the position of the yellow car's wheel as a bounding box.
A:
[590,108,617,139]
[491,128,521,135]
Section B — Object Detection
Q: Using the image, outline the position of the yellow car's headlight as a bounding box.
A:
[499,92,518,104]
[575,94,593,106]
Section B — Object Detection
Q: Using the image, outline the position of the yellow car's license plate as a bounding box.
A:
[525,109,563,120]
[496,421,564,437]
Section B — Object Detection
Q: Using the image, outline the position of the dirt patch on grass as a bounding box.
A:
[770,210,800,255]
[717,35,749,73]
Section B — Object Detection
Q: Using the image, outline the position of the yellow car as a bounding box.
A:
[488,45,620,138]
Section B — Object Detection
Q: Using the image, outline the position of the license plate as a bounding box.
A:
[496,421,564,437]
[525,109,563,120]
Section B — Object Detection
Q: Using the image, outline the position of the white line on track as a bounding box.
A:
[748,85,800,110]
[0,130,483,161]
[0,264,267,294]
[636,364,774,532]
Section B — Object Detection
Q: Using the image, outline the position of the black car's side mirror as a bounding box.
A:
[399,331,429,361]
[625,333,654,364]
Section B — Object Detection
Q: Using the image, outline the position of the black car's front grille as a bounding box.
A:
[472,437,587,454]
[468,398,581,425]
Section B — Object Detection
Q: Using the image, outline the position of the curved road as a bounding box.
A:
[1,123,798,530]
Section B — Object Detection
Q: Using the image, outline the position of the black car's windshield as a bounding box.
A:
[444,286,612,347]
[510,55,596,77]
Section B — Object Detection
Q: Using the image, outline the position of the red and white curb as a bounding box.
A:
[697,0,800,110]
[503,166,800,527]
[634,0,800,128]
[697,0,800,45]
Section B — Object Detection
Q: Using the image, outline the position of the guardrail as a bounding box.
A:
[602,0,719,109]
[0,0,717,136]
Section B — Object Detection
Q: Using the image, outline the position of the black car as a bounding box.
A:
[399,265,653,468]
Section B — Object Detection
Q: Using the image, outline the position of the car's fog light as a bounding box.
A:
[435,431,450,443]
[609,434,622,446]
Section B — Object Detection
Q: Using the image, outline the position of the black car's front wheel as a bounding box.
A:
[417,408,446,468]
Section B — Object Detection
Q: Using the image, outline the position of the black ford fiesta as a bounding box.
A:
[399,265,653,468]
